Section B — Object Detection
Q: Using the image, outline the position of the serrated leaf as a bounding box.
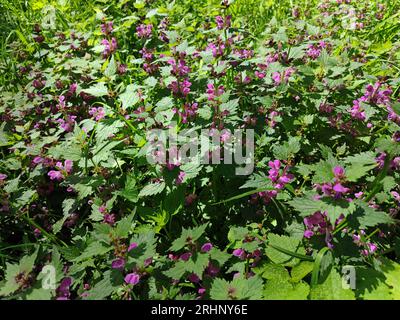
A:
[119,84,140,109]
[264,279,309,300]
[310,269,355,300]
[82,82,108,97]
[73,241,112,262]
[139,181,166,198]
[344,152,377,182]
[267,234,305,266]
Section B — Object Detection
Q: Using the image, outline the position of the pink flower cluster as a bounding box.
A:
[168,78,192,97]
[89,107,105,121]
[268,160,294,190]
[353,232,378,256]
[306,41,328,59]
[206,83,224,101]
[351,82,392,121]
[136,24,152,38]
[215,15,231,30]
[101,38,117,59]
[48,160,73,181]
[173,102,198,123]
[315,166,350,198]
[101,21,113,35]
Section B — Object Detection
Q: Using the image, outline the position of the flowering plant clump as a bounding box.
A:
[0,0,400,300]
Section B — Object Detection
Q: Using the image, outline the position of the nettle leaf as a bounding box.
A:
[344,152,377,182]
[53,198,77,234]
[288,45,305,60]
[139,181,166,198]
[220,99,239,115]
[0,263,22,296]
[85,270,124,300]
[347,200,396,229]
[0,249,38,297]
[104,55,116,77]
[184,252,210,278]
[119,84,140,109]
[310,269,355,300]
[113,212,135,238]
[272,137,300,160]
[264,279,309,300]
[210,275,263,300]
[354,266,391,300]
[163,261,187,280]
[169,224,208,252]
[155,96,174,112]
[82,82,108,97]
[290,261,314,282]
[381,258,400,299]
[254,262,290,281]
[73,241,112,263]
[118,173,139,203]
[128,230,157,266]
[240,173,273,190]
[266,234,305,267]
[95,120,124,143]
[311,160,335,184]
[288,196,356,223]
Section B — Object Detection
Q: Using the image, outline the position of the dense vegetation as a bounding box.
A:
[0,0,400,300]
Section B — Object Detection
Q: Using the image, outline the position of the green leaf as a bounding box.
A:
[288,196,356,223]
[273,137,301,160]
[210,275,263,300]
[82,82,108,97]
[53,198,77,234]
[119,84,140,109]
[264,279,309,300]
[138,181,166,198]
[169,224,208,252]
[266,234,306,266]
[113,212,135,238]
[310,269,355,300]
[291,261,314,282]
[254,262,291,281]
[73,241,112,262]
[104,55,116,77]
[348,200,396,229]
[85,270,123,300]
[344,152,377,182]
[0,263,21,296]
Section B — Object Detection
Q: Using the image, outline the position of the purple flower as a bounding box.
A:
[206,83,225,101]
[304,230,314,238]
[333,166,345,179]
[48,170,63,181]
[101,38,117,58]
[201,243,213,253]
[232,248,245,259]
[333,183,350,195]
[101,21,113,35]
[89,107,106,121]
[56,277,73,300]
[272,72,282,85]
[112,258,125,270]
[175,171,186,185]
[128,242,138,251]
[136,24,152,38]
[180,252,192,261]
[103,213,116,225]
[188,273,200,283]
[0,174,7,181]
[124,273,140,285]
